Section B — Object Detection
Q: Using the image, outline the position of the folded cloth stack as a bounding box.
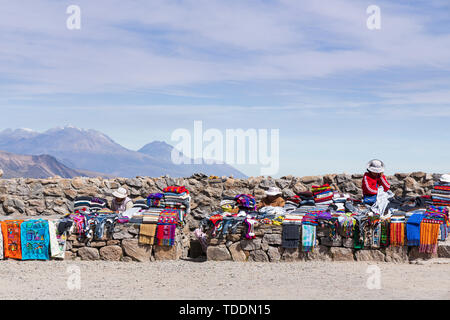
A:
[74,196,108,214]
[284,195,300,212]
[259,206,286,218]
[297,192,315,207]
[220,197,238,213]
[162,186,191,222]
[134,199,149,210]
[332,192,349,214]
[431,181,450,206]
[390,215,406,246]
[147,193,165,208]
[155,209,179,246]
[283,214,303,225]
[234,194,256,211]
[311,184,333,205]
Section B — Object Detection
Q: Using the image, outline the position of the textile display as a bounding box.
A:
[2,220,23,260]
[21,219,50,260]
[406,213,425,246]
[48,220,67,259]
[139,224,157,245]
[389,216,405,247]
[302,224,316,252]
[282,224,300,248]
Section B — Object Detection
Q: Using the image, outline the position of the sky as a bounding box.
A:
[0,0,449,177]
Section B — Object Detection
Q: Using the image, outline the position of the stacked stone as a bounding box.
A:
[205,224,450,263]
[0,172,441,217]
[65,223,191,262]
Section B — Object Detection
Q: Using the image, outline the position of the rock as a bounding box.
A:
[154,245,181,260]
[240,238,262,251]
[64,251,75,260]
[411,172,426,180]
[267,246,281,262]
[404,177,418,192]
[89,241,106,248]
[122,256,133,262]
[263,233,282,245]
[71,178,86,189]
[321,237,343,247]
[329,247,354,261]
[107,240,120,246]
[77,247,100,260]
[99,245,123,261]
[354,250,385,262]
[126,178,142,188]
[300,176,320,184]
[437,242,450,258]
[112,229,134,240]
[342,238,354,248]
[122,239,152,262]
[249,250,269,262]
[207,245,232,261]
[0,169,3,178]
[281,248,304,261]
[408,247,438,261]
[306,245,331,261]
[227,242,247,261]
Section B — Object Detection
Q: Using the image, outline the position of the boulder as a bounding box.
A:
[354,250,385,262]
[437,242,450,258]
[263,233,282,245]
[228,242,247,262]
[306,245,331,261]
[122,239,152,262]
[99,245,123,261]
[77,247,100,261]
[249,250,269,262]
[207,245,232,261]
[154,245,181,260]
[329,247,354,261]
[240,238,262,251]
[408,247,438,261]
[267,246,281,262]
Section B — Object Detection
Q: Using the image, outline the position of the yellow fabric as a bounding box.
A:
[139,224,157,245]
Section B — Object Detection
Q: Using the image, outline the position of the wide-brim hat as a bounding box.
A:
[367,159,385,173]
[265,187,281,196]
[112,187,128,199]
[440,174,450,183]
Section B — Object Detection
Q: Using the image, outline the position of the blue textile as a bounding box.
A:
[363,195,377,205]
[406,213,425,246]
[21,219,50,260]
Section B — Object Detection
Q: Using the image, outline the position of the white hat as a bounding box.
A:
[367,159,385,173]
[265,186,281,196]
[112,187,128,199]
[440,174,450,183]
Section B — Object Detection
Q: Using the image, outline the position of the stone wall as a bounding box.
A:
[65,223,191,262]
[206,224,450,262]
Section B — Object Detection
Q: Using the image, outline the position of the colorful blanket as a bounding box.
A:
[406,213,425,246]
[302,224,316,252]
[48,220,67,259]
[21,219,50,260]
[163,186,189,195]
[2,220,23,260]
[139,224,157,245]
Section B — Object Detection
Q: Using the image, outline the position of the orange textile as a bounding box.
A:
[1,220,24,260]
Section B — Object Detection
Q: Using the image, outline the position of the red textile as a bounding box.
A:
[362,172,390,196]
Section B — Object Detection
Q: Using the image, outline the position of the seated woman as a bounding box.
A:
[110,187,133,213]
[257,187,285,209]
[362,159,390,205]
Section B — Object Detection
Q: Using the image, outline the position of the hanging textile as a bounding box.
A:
[390,216,405,247]
[301,224,316,252]
[48,220,67,259]
[21,219,50,260]
[139,224,157,245]
[419,218,440,254]
[2,220,23,260]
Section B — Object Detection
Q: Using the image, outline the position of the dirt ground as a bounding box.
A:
[0,259,448,300]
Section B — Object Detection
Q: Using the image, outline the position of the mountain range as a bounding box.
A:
[0,127,246,178]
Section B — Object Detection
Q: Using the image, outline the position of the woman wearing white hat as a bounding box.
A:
[257,186,285,209]
[111,187,133,213]
[362,159,391,205]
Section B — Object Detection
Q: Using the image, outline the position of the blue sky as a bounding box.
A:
[0,0,449,177]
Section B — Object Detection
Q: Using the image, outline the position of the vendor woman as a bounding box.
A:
[362,159,390,205]
[111,187,133,213]
[257,187,285,209]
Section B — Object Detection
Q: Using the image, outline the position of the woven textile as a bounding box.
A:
[302,224,316,252]
[139,224,157,245]
[282,224,300,248]
[163,186,189,194]
[419,218,441,254]
[406,213,425,246]
[2,220,23,260]
[390,220,405,247]
[21,219,50,260]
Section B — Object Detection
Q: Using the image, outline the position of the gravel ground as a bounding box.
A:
[0,259,448,300]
